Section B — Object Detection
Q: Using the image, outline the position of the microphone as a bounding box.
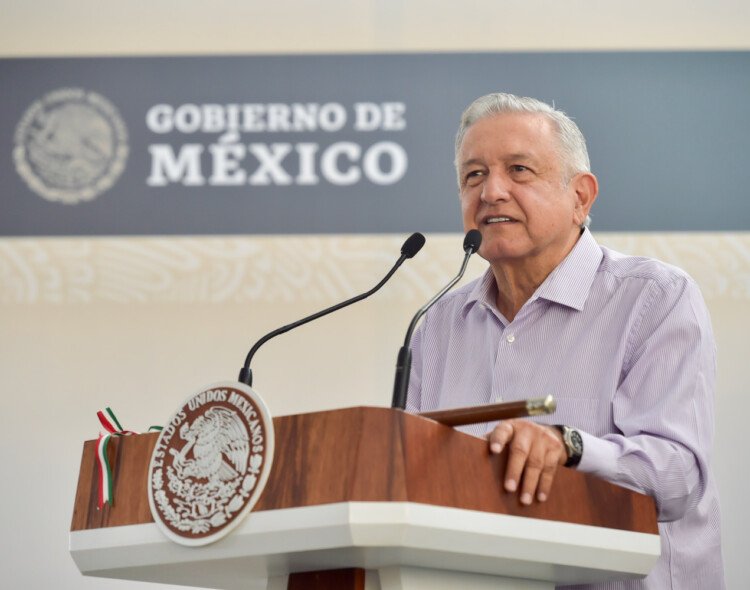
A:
[391,229,482,409]
[238,232,426,387]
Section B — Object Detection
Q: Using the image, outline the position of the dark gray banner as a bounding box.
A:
[1,52,748,236]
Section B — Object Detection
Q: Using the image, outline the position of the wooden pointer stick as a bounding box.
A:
[417,395,556,427]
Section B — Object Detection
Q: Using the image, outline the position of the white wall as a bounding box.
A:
[3,0,750,55]
[2,2,749,589]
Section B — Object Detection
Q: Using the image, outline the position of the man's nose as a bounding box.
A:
[481,171,511,203]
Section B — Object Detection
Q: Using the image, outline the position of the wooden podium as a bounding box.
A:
[70,406,660,590]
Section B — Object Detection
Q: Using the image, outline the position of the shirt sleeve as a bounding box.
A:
[576,274,717,523]
[405,319,425,414]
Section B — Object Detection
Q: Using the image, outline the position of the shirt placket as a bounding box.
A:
[491,305,535,410]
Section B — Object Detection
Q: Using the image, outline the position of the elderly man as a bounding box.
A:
[406,93,724,589]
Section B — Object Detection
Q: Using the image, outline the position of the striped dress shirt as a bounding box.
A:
[406,229,724,589]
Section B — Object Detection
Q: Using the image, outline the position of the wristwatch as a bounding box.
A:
[555,425,583,467]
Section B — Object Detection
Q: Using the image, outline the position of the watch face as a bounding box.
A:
[569,429,583,455]
[556,425,583,466]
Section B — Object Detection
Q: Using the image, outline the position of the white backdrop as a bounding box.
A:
[1,2,749,589]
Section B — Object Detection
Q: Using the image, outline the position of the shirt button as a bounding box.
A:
[479,303,487,310]
[494,396,503,403]
[506,334,515,343]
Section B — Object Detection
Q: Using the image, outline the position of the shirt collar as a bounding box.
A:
[534,228,603,311]
[465,228,603,313]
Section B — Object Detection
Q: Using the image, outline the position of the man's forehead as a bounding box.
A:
[466,111,554,142]
[459,112,558,163]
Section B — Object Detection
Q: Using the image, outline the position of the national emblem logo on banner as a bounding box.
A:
[147,382,274,546]
[13,87,129,204]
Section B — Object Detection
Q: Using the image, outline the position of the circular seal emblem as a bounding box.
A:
[13,87,129,204]
[148,382,274,546]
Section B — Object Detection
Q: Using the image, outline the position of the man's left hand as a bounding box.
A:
[487,419,567,505]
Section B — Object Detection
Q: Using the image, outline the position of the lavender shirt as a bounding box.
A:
[406,229,724,589]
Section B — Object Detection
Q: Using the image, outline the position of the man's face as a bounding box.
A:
[457,112,593,272]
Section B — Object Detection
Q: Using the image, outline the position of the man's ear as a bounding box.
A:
[571,173,598,226]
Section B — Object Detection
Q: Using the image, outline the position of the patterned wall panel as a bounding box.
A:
[2,233,749,304]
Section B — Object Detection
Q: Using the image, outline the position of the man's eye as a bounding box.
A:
[511,165,530,173]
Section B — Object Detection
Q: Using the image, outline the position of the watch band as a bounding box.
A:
[555,424,583,467]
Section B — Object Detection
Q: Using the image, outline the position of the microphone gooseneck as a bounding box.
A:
[238,232,426,387]
[391,229,482,410]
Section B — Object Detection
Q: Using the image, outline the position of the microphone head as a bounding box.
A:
[401,232,426,259]
[463,229,482,254]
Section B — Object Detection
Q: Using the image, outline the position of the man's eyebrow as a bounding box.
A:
[505,152,537,162]
[459,158,484,169]
[460,153,538,168]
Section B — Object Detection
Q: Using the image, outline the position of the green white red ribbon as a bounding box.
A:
[96,408,161,509]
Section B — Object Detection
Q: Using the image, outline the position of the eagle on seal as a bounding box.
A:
[170,407,249,483]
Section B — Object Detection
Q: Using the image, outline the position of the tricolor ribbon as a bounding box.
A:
[96,408,162,509]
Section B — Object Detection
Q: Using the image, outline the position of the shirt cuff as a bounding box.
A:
[576,430,620,480]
